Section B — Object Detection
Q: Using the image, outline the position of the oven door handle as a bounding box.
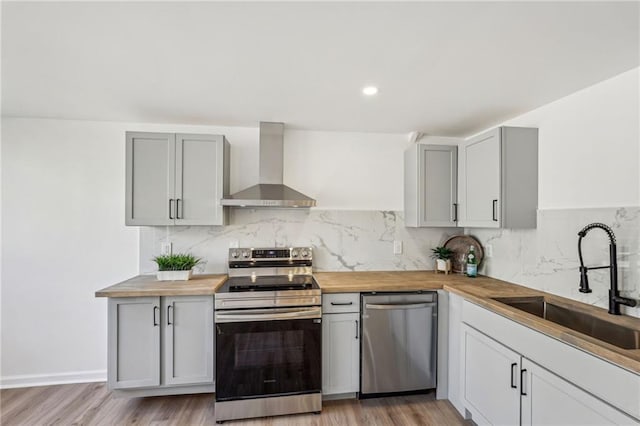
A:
[365,302,436,310]
[215,306,322,323]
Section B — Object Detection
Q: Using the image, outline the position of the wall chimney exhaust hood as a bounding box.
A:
[221,122,317,208]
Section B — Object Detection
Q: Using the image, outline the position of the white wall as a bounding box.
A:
[0,117,407,386]
[1,118,138,386]
[502,67,639,209]
[285,129,406,210]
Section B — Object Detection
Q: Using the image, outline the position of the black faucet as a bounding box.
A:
[577,223,637,315]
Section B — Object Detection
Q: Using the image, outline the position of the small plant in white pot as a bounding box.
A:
[431,246,454,275]
[153,253,201,281]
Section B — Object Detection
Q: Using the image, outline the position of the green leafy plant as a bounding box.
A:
[153,253,202,271]
[430,246,454,260]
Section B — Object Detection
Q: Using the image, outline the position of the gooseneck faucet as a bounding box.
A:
[577,223,637,315]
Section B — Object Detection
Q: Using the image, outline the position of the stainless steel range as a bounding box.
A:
[214,247,322,423]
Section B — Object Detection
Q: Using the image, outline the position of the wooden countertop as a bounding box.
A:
[314,270,500,293]
[95,274,227,297]
[316,270,640,374]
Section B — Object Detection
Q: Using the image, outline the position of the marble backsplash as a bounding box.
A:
[139,209,461,275]
[471,207,640,317]
[139,206,639,318]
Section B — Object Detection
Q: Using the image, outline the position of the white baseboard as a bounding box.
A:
[0,370,107,389]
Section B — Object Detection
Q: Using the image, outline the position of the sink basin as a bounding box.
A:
[492,296,640,350]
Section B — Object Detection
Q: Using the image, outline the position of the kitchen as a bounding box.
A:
[1,1,639,425]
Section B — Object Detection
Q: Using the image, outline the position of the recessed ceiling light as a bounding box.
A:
[362,86,378,96]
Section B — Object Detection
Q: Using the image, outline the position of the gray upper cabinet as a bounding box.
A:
[174,134,229,226]
[125,132,229,226]
[458,127,538,228]
[125,133,175,226]
[405,144,458,227]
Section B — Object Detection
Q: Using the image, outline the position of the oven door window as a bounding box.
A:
[216,319,321,400]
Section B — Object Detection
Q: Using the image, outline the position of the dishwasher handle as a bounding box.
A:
[365,302,436,310]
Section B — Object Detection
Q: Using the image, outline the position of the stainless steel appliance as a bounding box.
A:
[215,247,321,423]
[220,122,316,208]
[360,291,437,397]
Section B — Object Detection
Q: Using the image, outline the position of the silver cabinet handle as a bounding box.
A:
[153,306,159,326]
[453,203,458,222]
[365,302,436,310]
[355,319,359,339]
[215,307,322,323]
[330,301,353,306]
[169,199,174,220]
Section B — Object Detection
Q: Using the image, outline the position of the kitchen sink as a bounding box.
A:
[491,296,640,350]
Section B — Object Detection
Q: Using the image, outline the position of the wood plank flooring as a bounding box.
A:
[1,383,471,425]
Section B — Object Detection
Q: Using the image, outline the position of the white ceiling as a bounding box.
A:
[2,1,639,136]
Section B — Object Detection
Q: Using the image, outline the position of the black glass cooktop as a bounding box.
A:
[222,275,318,292]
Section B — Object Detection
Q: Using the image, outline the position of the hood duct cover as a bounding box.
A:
[221,122,316,208]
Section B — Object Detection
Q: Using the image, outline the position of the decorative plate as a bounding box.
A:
[443,235,484,273]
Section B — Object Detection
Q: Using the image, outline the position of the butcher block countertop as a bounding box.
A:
[316,270,640,374]
[95,274,227,297]
[314,270,500,293]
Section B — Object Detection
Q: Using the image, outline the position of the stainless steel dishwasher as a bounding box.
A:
[360,291,437,397]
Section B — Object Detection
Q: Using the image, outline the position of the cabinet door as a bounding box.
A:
[521,358,637,426]
[163,296,214,386]
[459,128,501,228]
[108,297,161,389]
[419,145,458,227]
[174,134,225,226]
[322,312,360,395]
[125,132,175,226]
[463,325,520,426]
[447,292,466,416]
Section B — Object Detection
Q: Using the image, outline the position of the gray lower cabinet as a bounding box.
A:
[162,296,214,386]
[458,126,538,228]
[405,143,458,227]
[108,297,161,389]
[125,132,229,226]
[108,295,214,391]
[322,293,360,396]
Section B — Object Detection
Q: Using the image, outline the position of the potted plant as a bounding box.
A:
[153,253,202,281]
[431,246,454,274]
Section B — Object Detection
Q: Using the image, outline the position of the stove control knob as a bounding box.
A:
[231,250,240,259]
[300,249,310,258]
[242,250,251,259]
[291,249,299,258]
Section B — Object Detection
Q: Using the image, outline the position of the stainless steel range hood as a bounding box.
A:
[221,122,316,208]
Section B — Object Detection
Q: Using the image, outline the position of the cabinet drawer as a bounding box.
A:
[323,293,360,314]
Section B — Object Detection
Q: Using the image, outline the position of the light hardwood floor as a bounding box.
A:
[1,383,471,425]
